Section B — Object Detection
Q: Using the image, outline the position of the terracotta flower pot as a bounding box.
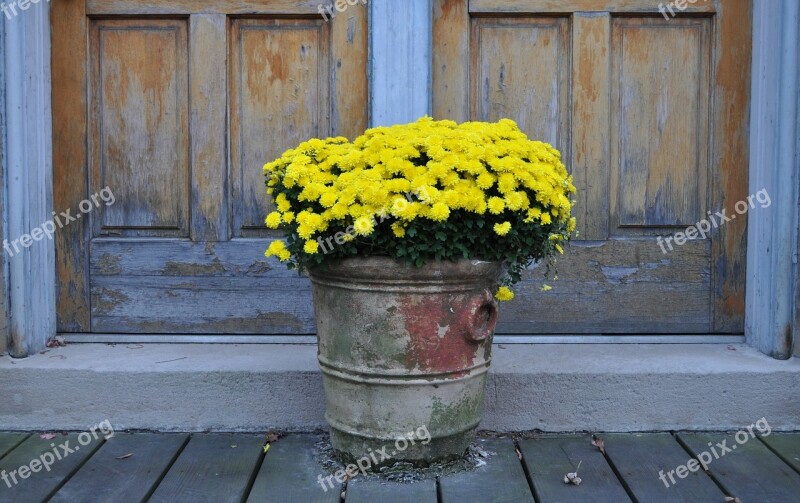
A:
[308,257,502,467]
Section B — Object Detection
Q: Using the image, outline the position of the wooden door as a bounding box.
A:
[433,0,751,333]
[52,0,368,334]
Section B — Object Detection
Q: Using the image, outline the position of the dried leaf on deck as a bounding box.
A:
[592,437,606,454]
[563,460,583,485]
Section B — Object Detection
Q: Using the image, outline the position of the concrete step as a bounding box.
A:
[1,344,798,432]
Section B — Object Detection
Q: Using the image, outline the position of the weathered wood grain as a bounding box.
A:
[432,0,470,121]
[89,19,190,238]
[710,0,751,332]
[0,432,104,502]
[432,0,749,334]
[469,0,715,13]
[55,0,368,335]
[498,239,711,333]
[149,433,264,503]
[0,433,28,459]
[370,0,431,126]
[439,437,534,503]
[602,433,724,502]
[87,0,322,15]
[52,0,91,332]
[89,240,314,334]
[0,26,6,353]
[0,14,5,354]
[346,478,437,503]
[90,240,281,277]
[572,14,610,241]
[247,434,339,503]
[470,17,570,157]
[760,433,800,473]
[609,17,710,230]
[679,432,800,502]
[330,3,369,138]
[50,433,188,503]
[91,275,314,334]
[518,435,631,502]
[191,14,229,242]
[1,432,797,500]
[230,18,330,237]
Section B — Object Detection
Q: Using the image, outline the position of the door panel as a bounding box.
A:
[470,17,571,152]
[230,18,331,237]
[90,19,191,238]
[89,240,314,333]
[610,17,711,230]
[53,0,368,334]
[433,0,751,334]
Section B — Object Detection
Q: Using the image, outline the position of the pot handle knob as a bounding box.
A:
[465,290,499,343]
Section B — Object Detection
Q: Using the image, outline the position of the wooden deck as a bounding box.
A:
[1,431,799,502]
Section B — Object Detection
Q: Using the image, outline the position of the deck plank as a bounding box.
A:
[0,432,104,502]
[149,433,264,503]
[346,478,437,503]
[439,437,534,503]
[602,433,724,502]
[760,432,800,473]
[247,434,339,503]
[0,434,28,459]
[518,435,631,502]
[679,432,800,502]
[49,433,188,503]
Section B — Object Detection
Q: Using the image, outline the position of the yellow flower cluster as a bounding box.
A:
[265,240,291,262]
[495,286,515,302]
[262,117,577,299]
[265,117,574,238]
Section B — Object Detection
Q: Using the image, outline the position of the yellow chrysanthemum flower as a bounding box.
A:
[487,197,505,215]
[498,174,517,193]
[476,172,495,189]
[391,222,406,238]
[265,240,291,262]
[304,240,319,254]
[428,202,450,222]
[265,212,282,229]
[567,217,577,233]
[504,192,527,211]
[495,286,514,302]
[319,192,338,208]
[275,194,292,212]
[493,222,512,236]
[354,216,375,236]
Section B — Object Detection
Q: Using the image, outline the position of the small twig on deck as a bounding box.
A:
[155,357,188,364]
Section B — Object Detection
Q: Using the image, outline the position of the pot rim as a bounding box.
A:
[307,257,503,283]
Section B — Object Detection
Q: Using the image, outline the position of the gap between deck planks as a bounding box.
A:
[0,431,798,502]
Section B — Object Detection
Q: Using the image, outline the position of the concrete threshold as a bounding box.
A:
[1,344,798,432]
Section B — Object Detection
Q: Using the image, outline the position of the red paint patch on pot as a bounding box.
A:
[398,294,486,377]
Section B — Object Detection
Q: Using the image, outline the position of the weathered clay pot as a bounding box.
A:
[308,257,502,467]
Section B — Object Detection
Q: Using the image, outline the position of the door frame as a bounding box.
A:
[1,0,56,357]
[0,0,797,357]
[746,0,800,359]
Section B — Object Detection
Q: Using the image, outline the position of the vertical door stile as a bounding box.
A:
[190,13,230,243]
